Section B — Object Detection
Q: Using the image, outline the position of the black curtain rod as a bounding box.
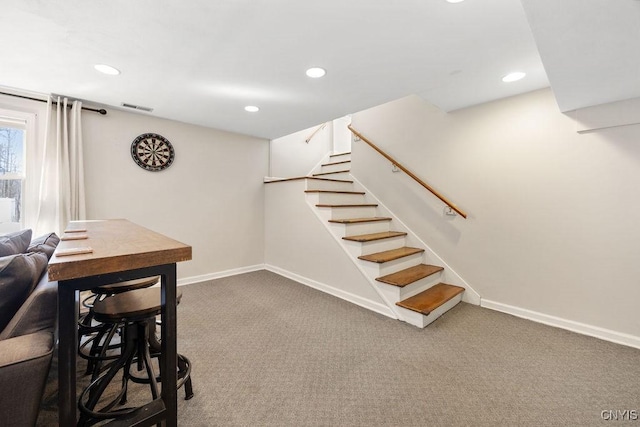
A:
[0,91,107,115]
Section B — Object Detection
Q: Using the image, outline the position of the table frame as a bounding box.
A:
[57,263,178,427]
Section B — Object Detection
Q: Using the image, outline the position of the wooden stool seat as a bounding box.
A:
[92,276,160,295]
[79,276,163,376]
[93,287,183,323]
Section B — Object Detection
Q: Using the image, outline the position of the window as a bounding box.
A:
[0,117,26,234]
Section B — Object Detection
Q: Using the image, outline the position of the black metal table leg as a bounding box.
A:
[58,283,80,426]
[161,264,178,427]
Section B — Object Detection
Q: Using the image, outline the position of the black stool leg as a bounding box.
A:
[178,354,194,400]
[148,319,194,400]
[140,322,160,400]
[120,321,160,405]
[78,324,138,427]
[90,322,121,382]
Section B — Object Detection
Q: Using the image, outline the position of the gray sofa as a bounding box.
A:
[0,230,59,427]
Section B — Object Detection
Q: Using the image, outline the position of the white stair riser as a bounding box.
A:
[397,273,443,301]
[306,179,353,192]
[342,235,405,258]
[355,235,406,256]
[332,220,391,237]
[375,271,442,303]
[360,252,423,278]
[314,206,376,223]
[397,293,463,328]
[308,193,365,205]
[321,162,351,173]
[330,153,351,162]
[313,171,351,180]
[323,206,377,220]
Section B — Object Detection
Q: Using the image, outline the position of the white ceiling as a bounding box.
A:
[0,1,636,139]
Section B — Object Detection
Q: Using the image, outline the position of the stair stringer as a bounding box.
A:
[307,187,474,325]
[345,175,481,306]
[303,195,406,322]
[264,178,398,320]
[304,153,417,320]
[309,152,420,321]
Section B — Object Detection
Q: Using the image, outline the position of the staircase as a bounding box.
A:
[305,152,465,328]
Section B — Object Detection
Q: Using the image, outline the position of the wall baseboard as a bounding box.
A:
[178,267,640,349]
[265,264,397,320]
[482,299,640,350]
[179,264,395,319]
[177,264,266,286]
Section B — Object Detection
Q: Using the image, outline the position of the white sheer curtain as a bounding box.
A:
[34,96,86,235]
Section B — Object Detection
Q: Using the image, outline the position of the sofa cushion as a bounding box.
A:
[0,275,57,340]
[0,252,48,332]
[26,232,60,260]
[0,229,32,257]
[0,331,54,427]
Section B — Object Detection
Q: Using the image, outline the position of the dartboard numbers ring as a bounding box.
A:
[131,133,175,171]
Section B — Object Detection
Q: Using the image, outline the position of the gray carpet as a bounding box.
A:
[38,270,640,426]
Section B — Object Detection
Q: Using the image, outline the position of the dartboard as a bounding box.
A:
[130,133,175,171]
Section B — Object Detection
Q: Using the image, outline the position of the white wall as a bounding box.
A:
[270,121,332,177]
[332,115,352,154]
[81,108,269,280]
[350,89,640,341]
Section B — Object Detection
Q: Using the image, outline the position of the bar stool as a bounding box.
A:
[78,287,193,426]
[78,276,160,375]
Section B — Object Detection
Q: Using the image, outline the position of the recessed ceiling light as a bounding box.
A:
[502,72,526,83]
[244,105,259,112]
[306,67,326,78]
[94,64,120,75]
[446,0,465,3]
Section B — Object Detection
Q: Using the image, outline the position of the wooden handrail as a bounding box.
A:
[305,122,327,143]
[348,125,467,219]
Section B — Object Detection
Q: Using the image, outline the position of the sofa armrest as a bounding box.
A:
[0,273,57,341]
[0,331,54,427]
[0,330,53,368]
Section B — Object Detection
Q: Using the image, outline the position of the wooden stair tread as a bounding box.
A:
[265,176,352,183]
[329,217,391,224]
[376,264,443,287]
[307,176,353,183]
[313,170,350,177]
[305,190,365,195]
[330,152,351,157]
[322,160,351,166]
[358,246,424,263]
[343,231,407,242]
[316,204,378,208]
[396,283,464,315]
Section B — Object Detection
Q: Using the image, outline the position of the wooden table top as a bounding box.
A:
[48,219,192,281]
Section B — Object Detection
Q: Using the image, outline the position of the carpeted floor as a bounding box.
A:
[38,270,640,426]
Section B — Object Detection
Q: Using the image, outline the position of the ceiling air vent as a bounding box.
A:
[121,102,154,113]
